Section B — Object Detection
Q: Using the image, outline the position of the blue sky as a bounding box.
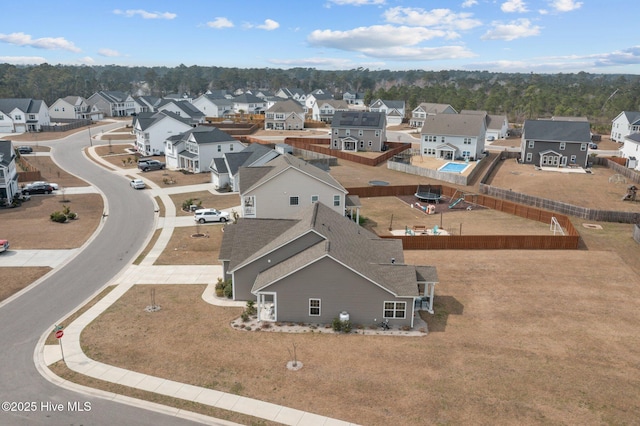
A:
[1,0,638,74]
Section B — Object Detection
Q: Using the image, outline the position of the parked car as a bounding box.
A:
[137,159,166,172]
[486,136,495,142]
[22,183,54,195]
[17,146,32,154]
[130,179,146,189]
[194,208,230,223]
[0,239,9,253]
[31,181,59,190]
[589,143,598,149]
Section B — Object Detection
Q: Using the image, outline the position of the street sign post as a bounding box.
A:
[55,330,64,339]
[53,325,65,361]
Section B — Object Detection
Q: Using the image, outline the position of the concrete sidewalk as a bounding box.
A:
[37,143,357,426]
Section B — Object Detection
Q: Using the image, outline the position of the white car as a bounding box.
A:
[130,179,145,189]
[194,208,230,223]
[0,239,9,253]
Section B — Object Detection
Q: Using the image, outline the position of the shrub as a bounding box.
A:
[332,317,342,332]
[223,280,233,298]
[341,320,352,333]
[67,212,77,220]
[50,211,67,223]
[245,300,256,316]
[182,198,194,211]
[62,205,71,215]
[240,311,250,322]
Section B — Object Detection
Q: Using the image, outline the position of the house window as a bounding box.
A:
[29,114,36,120]
[580,143,587,151]
[309,299,321,316]
[462,151,471,158]
[0,114,3,119]
[464,138,471,145]
[383,301,406,319]
[526,152,533,162]
[359,141,364,148]
[441,137,445,143]
[528,140,534,149]
[368,141,372,146]
[333,195,340,207]
[229,144,234,151]
[217,145,221,152]
[559,142,566,150]
[289,196,299,206]
[311,195,319,203]
[333,140,338,148]
[375,130,380,137]
[570,155,577,164]
[345,129,350,136]
[358,129,363,136]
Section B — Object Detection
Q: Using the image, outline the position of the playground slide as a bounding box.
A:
[448,197,464,209]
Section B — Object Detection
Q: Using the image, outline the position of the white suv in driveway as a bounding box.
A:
[194,208,230,223]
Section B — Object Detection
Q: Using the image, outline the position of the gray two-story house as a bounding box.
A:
[520,120,592,168]
[330,111,386,152]
[0,140,19,205]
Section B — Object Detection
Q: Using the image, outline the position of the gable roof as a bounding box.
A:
[0,140,15,167]
[157,99,204,118]
[239,153,346,194]
[233,93,264,104]
[625,133,640,144]
[0,98,44,114]
[189,126,236,144]
[133,110,191,131]
[370,99,405,110]
[331,111,385,129]
[487,114,507,130]
[421,113,486,136]
[317,99,349,110]
[267,99,305,114]
[414,102,457,114]
[217,143,275,176]
[222,202,425,297]
[523,120,591,143]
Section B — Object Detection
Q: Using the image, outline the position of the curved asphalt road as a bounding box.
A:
[0,125,208,425]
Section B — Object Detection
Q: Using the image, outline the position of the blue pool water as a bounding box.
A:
[439,162,469,173]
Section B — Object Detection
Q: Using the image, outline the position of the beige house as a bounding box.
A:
[264,100,305,130]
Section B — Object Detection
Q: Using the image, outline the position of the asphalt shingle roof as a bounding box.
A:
[421,113,486,136]
[331,111,385,129]
[523,120,591,143]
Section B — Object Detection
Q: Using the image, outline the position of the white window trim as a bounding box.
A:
[309,298,321,316]
[311,195,319,203]
[383,301,406,319]
[289,196,299,206]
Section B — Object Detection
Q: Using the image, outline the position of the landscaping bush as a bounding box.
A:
[223,280,233,298]
[50,211,67,223]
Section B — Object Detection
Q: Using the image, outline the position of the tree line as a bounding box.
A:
[1,63,639,131]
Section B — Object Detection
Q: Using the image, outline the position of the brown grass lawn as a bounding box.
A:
[0,267,51,302]
[169,191,240,216]
[143,169,212,187]
[21,155,88,187]
[1,194,102,249]
[94,143,134,156]
[154,225,224,265]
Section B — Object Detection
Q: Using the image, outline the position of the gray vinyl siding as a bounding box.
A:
[521,139,588,167]
[265,257,414,327]
[232,232,325,300]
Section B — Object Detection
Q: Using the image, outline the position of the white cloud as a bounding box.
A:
[0,56,46,65]
[462,0,478,7]
[257,19,280,31]
[207,17,234,29]
[78,56,96,65]
[327,0,385,5]
[269,57,356,68]
[549,0,583,12]
[0,32,81,52]
[98,48,121,57]
[501,0,528,13]
[309,25,448,50]
[481,19,541,41]
[308,25,474,61]
[383,7,482,31]
[113,9,176,20]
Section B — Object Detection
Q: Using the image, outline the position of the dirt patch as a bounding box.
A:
[20,156,88,187]
[142,169,211,187]
[0,194,102,249]
[169,191,240,216]
[155,225,224,265]
[94,144,134,156]
[0,267,51,302]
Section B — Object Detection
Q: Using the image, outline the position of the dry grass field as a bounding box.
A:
[168,190,240,217]
[154,225,224,265]
[21,155,88,187]
[143,169,212,187]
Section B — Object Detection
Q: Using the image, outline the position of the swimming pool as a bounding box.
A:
[438,162,470,173]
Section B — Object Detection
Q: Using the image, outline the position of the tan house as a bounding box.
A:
[264,100,305,130]
[410,102,457,128]
[219,202,438,327]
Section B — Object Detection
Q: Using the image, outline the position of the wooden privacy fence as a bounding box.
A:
[347,184,580,249]
[284,137,410,166]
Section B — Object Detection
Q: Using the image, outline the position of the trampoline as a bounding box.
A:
[415,184,443,203]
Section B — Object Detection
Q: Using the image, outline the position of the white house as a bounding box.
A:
[192,94,234,118]
[275,88,305,101]
[460,110,509,140]
[420,113,486,161]
[132,111,193,156]
[239,153,348,219]
[164,126,244,173]
[232,94,267,114]
[620,133,640,170]
[210,143,279,192]
[304,92,333,113]
[0,140,19,205]
[311,99,349,123]
[49,96,103,121]
[156,99,205,125]
[369,99,406,126]
[342,91,365,106]
[611,111,640,142]
[410,103,457,128]
[0,99,50,133]
[133,96,160,114]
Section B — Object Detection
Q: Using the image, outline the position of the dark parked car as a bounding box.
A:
[137,159,166,172]
[22,183,54,195]
[17,146,32,154]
